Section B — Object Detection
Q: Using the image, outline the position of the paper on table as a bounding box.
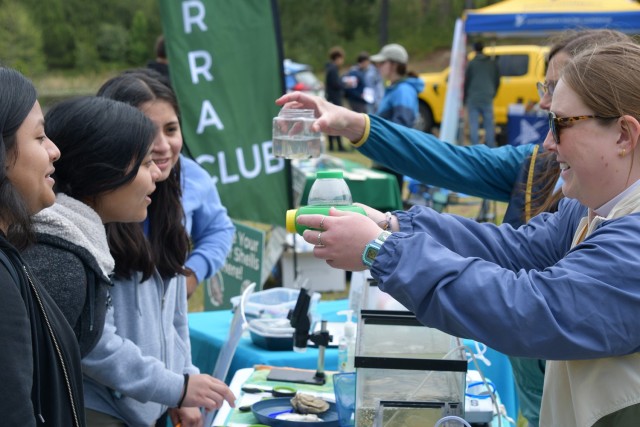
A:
[341,171,367,181]
[204,283,256,427]
[351,168,388,179]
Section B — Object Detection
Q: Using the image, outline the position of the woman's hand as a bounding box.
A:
[181,374,236,412]
[297,207,382,271]
[169,407,202,427]
[276,92,366,142]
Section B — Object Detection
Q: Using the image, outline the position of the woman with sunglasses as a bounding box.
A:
[291,29,629,427]
[279,40,640,426]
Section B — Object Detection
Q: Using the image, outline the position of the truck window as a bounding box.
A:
[496,54,529,77]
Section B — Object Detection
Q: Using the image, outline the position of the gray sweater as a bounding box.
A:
[22,194,113,357]
[81,270,200,426]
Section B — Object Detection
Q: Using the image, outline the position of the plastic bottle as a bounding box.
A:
[307,171,352,206]
[286,170,365,235]
[337,310,357,373]
[272,109,322,159]
[285,205,366,234]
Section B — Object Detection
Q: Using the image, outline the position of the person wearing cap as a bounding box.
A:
[370,43,424,191]
[465,41,501,147]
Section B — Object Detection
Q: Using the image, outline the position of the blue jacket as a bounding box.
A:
[358,115,534,201]
[181,155,234,283]
[373,198,640,360]
[344,66,366,106]
[82,271,199,426]
[356,115,545,425]
[376,77,424,128]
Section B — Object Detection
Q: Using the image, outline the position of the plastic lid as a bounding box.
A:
[316,170,344,179]
[285,209,298,233]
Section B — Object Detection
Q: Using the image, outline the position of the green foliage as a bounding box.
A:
[127,11,150,66]
[276,0,479,71]
[0,1,45,74]
[96,23,129,63]
[3,0,505,73]
[74,40,100,71]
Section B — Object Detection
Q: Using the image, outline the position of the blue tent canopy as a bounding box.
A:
[464,0,640,35]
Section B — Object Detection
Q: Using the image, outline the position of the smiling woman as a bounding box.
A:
[0,67,85,426]
[21,96,159,358]
[276,39,640,427]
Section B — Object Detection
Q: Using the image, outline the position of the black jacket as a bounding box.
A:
[325,61,344,106]
[0,236,86,426]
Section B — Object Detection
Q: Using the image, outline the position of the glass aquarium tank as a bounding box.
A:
[354,311,467,427]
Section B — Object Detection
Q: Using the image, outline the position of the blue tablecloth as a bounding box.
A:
[189,299,346,384]
[188,299,518,421]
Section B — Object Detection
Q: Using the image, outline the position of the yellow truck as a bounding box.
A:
[416,45,549,137]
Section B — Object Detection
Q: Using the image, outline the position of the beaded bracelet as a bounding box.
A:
[177,373,190,408]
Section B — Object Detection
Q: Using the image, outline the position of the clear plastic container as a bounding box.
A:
[272,108,322,159]
[230,287,321,320]
[307,170,352,206]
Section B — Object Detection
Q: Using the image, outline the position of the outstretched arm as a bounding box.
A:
[276,92,533,202]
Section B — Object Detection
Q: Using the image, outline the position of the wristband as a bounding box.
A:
[351,114,370,147]
[177,373,190,408]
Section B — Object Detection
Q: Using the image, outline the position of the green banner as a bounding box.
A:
[204,220,264,311]
[158,0,290,226]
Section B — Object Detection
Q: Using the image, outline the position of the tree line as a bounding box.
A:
[0,0,500,76]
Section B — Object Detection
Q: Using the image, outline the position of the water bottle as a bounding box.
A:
[272,109,322,159]
[307,171,352,206]
[286,171,365,234]
[285,205,366,234]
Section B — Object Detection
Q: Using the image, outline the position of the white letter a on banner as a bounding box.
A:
[197,100,224,134]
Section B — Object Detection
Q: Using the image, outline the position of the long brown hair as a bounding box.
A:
[527,30,632,219]
[98,70,189,280]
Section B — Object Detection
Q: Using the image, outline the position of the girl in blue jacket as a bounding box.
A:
[280,40,640,427]
[78,72,235,427]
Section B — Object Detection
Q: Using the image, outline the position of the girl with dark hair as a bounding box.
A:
[77,70,235,427]
[22,96,159,359]
[99,68,234,297]
[0,67,85,426]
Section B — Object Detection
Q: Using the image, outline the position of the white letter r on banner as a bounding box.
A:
[188,51,214,84]
[182,1,208,34]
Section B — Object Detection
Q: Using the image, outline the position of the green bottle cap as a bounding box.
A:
[316,170,344,179]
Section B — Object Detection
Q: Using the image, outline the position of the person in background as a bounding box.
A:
[344,52,370,114]
[95,70,236,427]
[325,45,347,151]
[363,51,385,114]
[370,42,425,191]
[0,67,85,427]
[147,35,170,79]
[464,40,501,147]
[279,29,632,427]
[279,40,640,426]
[103,68,235,299]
